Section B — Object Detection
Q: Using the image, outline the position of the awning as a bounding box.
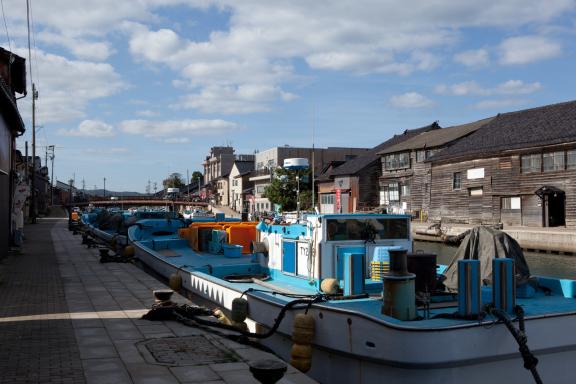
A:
[535,185,564,199]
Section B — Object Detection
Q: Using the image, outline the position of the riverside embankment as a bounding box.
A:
[412,222,576,255]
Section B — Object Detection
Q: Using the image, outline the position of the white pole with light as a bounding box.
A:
[283,158,309,218]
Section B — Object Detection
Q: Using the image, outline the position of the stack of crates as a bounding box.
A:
[208,229,227,254]
[226,224,257,254]
[370,246,403,281]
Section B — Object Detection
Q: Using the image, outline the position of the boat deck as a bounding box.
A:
[140,239,576,330]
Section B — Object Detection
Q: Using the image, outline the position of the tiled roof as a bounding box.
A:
[377,117,492,156]
[317,122,440,180]
[232,160,255,177]
[431,100,576,162]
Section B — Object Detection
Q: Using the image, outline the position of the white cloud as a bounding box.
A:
[473,98,528,109]
[390,92,434,108]
[435,81,489,96]
[15,48,125,124]
[454,49,489,67]
[83,147,129,154]
[123,1,573,114]
[5,0,572,117]
[164,137,190,144]
[37,31,114,61]
[175,84,297,114]
[58,120,115,137]
[136,110,160,117]
[119,119,238,137]
[495,80,542,94]
[499,36,562,65]
[436,80,541,96]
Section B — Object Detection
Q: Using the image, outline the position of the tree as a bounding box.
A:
[191,171,204,186]
[263,167,311,212]
[163,173,185,189]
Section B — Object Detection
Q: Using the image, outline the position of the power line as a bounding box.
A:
[0,0,11,51]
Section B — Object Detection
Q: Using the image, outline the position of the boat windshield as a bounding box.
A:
[325,217,409,241]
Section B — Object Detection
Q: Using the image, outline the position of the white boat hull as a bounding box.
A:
[132,242,576,384]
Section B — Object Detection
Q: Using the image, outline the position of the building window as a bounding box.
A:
[452,172,461,190]
[388,183,400,202]
[384,152,410,170]
[468,187,483,197]
[320,194,335,205]
[521,154,541,173]
[255,184,268,194]
[379,190,387,205]
[467,168,485,179]
[543,151,565,172]
[502,197,521,210]
[568,149,576,170]
[416,150,425,162]
[401,183,410,197]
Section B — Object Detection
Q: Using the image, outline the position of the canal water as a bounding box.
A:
[414,240,576,280]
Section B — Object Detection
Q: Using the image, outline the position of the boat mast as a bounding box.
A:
[311,105,315,211]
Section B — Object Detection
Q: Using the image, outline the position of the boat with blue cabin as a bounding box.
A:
[127,212,576,384]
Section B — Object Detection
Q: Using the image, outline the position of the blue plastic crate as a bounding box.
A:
[223,244,243,258]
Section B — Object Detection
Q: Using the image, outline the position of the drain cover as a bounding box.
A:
[141,336,239,366]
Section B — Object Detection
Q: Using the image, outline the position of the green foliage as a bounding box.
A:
[191,171,203,185]
[163,172,185,189]
[263,167,311,212]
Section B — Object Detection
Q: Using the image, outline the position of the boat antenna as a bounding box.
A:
[311,105,316,211]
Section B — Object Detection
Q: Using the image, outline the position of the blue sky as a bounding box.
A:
[3,0,576,192]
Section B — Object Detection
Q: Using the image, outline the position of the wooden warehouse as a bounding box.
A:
[377,119,491,218]
[428,100,576,228]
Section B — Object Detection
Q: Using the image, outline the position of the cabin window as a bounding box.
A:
[543,151,565,172]
[567,150,576,170]
[468,187,483,196]
[502,197,521,210]
[452,172,461,190]
[326,218,409,241]
[384,152,410,170]
[521,154,541,173]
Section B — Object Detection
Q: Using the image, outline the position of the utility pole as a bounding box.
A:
[103,177,106,198]
[47,145,55,206]
[187,169,190,199]
[68,178,74,228]
[29,83,38,223]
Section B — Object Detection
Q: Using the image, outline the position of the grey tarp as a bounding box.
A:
[442,226,531,292]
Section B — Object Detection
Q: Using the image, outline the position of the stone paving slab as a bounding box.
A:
[0,217,318,383]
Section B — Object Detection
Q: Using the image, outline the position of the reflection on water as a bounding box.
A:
[414,240,576,280]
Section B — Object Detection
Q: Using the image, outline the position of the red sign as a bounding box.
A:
[335,189,341,212]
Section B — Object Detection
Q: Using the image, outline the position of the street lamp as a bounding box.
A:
[283,158,309,217]
[103,177,106,198]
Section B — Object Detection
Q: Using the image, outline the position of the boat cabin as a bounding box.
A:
[258,214,412,295]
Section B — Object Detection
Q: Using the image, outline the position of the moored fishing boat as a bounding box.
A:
[128,213,576,384]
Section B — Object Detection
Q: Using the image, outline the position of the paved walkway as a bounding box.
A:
[0,218,316,384]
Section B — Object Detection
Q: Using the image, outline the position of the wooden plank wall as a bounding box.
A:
[428,158,496,224]
[358,162,380,210]
[430,152,576,228]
